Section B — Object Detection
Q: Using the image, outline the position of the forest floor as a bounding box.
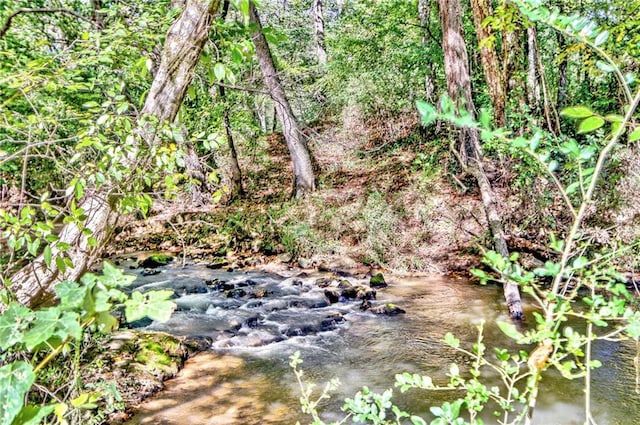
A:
[107,116,511,276]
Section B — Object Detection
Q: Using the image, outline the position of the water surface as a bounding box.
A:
[125,262,639,424]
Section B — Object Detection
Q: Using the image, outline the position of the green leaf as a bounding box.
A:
[604,114,623,123]
[55,281,87,310]
[0,361,35,424]
[571,256,589,269]
[57,312,82,341]
[416,100,437,126]
[629,127,640,143]
[231,47,244,65]
[443,332,460,348]
[512,137,528,148]
[240,0,250,19]
[100,261,136,288]
[43,245,52,268]
[13,404,56,425]
[71,392,100,409]
[578,116,605,133]
[124,290,176,323]
[95,312,119,332]
[55,255,67,274]
[497,321,525,341]
[529,132,541,151]
[565,181,580,195]
[470,269,489,284]
[593,30,609,46]
[23,308,60,350]
[410,415,427,425]
[0,304,32,350]
[560,106,594,119]
[213,63,226,81]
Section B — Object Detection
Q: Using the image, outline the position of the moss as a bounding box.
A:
[130,333,188,378]
[139,253,173,268]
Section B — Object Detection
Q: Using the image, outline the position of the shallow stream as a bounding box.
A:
[124,260,640,425]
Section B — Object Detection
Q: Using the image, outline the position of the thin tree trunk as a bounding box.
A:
[556,33,568,110]
[219,84,244,199]
[526,26,541,115]
[312,0,327,66]
[184,143,211,205]
[249,1,315,198]
[501,9,522,99]
[438,0,523,320]
[470,0,506,126]
[418,0,436,103]
[8,0,220,308]
[217,0,243,200]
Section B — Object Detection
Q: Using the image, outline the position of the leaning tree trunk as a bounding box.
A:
[438,0,523,320]
[249,1,316,197]
[8,0,220,308]
[470,0,506,127]
[312,0,327,66]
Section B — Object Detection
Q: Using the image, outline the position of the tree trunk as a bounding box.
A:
[216,0,243,200]
[437,0,523,320]
[8,0,220,308]
[470,0,506,126]
[501,11,522,99]
[418,0,436,103]
[249,1,316,198]
[556,33,568,110]
[312,0,327,66]
[219,84,244,199]
[526,25,541,115]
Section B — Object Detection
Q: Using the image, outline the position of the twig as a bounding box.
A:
[0,8,100,39]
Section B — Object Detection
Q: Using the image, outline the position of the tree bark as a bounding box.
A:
[219,84,244,199]
[501,13,522,99]
[526,25,541,115]
[249,1,316,197]
[556,33,568,110]
[418,0,436,103]
[312,0,327,66]
[437,0,523,320]
[470,0,506,126]
[8,0,220,308]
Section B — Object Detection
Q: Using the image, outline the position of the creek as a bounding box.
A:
[123,260,640,425]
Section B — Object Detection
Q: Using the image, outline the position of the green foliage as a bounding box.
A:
[0,262,176,425]
[324,0,432,118]
[294,1,640,423]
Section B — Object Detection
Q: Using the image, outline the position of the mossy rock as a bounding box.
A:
[371,303,405,315]
[139,253,174,268]
[369,272,388,288]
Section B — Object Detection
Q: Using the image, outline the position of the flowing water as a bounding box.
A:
[123,260,640,425]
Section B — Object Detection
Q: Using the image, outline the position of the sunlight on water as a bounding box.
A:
[127,263,640,425]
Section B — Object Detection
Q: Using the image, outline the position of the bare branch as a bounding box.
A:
[0,8,100,39]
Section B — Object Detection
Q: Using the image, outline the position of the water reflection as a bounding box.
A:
[126,264,639,425]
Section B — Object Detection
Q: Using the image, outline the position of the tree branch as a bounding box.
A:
[0,8,100,39]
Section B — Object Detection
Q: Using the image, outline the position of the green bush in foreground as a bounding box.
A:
[0,262,175,425]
